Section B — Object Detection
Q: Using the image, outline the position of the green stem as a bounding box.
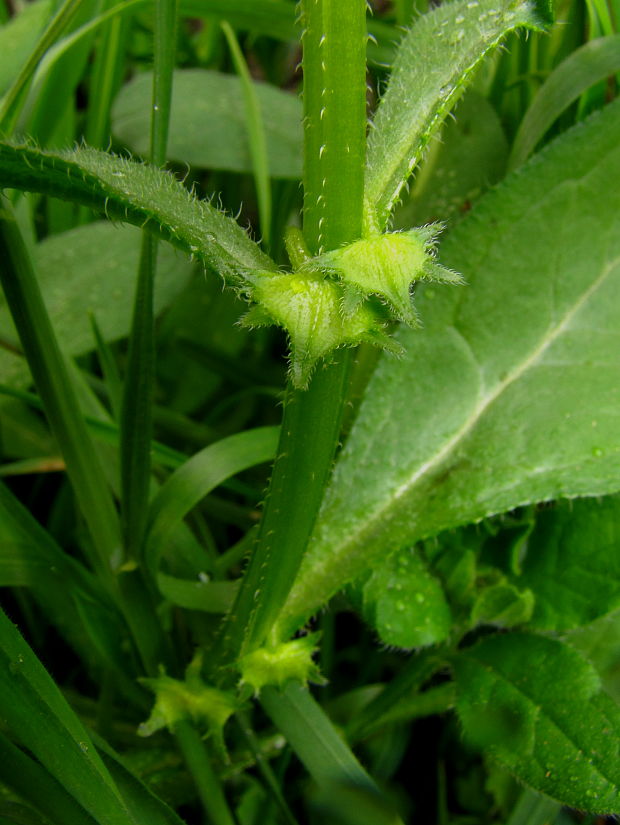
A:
[120,0,177,561]
[173,719,236,825]
[213,0,368,669]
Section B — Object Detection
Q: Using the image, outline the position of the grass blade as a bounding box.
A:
[222,21,272,251]
[0,0,83,134]
[0,608,137,825]
[0,732,97,825]
[144,426,278,574]
[509,34,620,168]
[0,198,122,583]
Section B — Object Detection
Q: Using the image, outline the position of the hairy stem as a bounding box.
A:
[213,0,368,668]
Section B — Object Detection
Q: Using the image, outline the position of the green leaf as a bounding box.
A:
[0,222,191,386]
[362,548,452,648]
[0,0,51,96]
[509,34,620,170]
[0,732,97,825]
[453,632,620,813]
[0,608,137,825]
[0,141,277,282]
[364,0,548,229]
[93,738,188,825]
[277,97,620,636]
[394,90,509,227]
[568,609,620,704]
[469,581,534,629]
[112,69,302,179]
[144,426,278,574]
[156,572,237,613]
[519,496,620,630]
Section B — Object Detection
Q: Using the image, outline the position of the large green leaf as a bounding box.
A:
[393,91,508,228]
[453,632,620,812]
[519,496,620,630]
[278,97,620,635]
[112,70,303,179]
[0,222,191,386]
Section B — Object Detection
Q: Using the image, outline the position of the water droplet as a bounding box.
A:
[592,447,604,457]
[79,741,89,753]
[415,593,425,603]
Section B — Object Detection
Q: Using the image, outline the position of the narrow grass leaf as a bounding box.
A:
[0,608,137,825]
[0,141,277,281]
[222,22,272,249]
[260,682,381,794]
[144,426,278,573]
[364,0,549,230]
[0,0,51,96]
[0,201,122,582]
[0,0,83,134]
[0,481,144,704]
[509,34,620,169]
[278,97,620,636]
[93,736,188,825]
[454,632,620,812]
[156,573,237,612]
[0,732,98,825]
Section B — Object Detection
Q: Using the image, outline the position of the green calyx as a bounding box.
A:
[242,227,461,388]
[139,657,239,739]
[239,634,325,695]
[311,226,462,324]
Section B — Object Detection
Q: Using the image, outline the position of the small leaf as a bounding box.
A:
[470,581,534,628]
[454,632,620,813]
[363,547,452,648]
[0,140,277,283]
[519,495,620,630]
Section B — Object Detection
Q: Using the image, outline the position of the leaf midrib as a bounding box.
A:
[468,652,619,793]
[299,252,620,605]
